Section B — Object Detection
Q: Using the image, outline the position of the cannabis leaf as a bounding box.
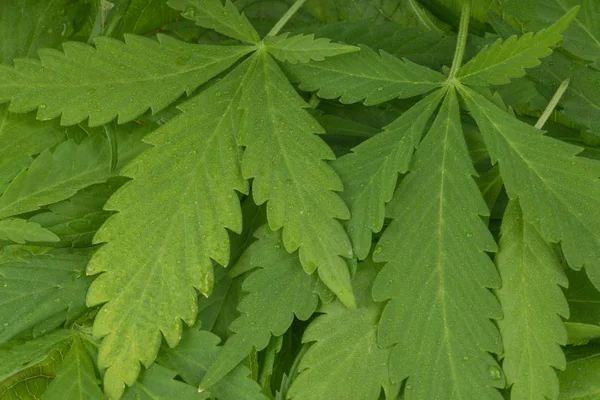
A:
[201,226,322,389]
[0,35,253,126]
[264,33,358,64]
[85,57,252,399]
[122,364,208,400]
[457,7,577,86]
[0,247,93,344]
[332,90,443,259]
[237,50,355,307]
[168,0,261,44]
[157,327,266,400]
[42,336,104,400]
[372,88,504,399]
[460,86,600,288]
[288,262,396,400]
[284,44,445,105]
[0,218,59,244]
[495,200,568,400]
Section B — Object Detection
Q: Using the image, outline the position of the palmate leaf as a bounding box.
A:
[372,89,504,399]
[495,200,568,400]
[333,90,443,259]
[0,219,59,244]
[85,58,251,399]
[264,33,359,64]
[43,336,104,400]
[167,0,261,44]
[237,50,355,307]
[0,247,93,344]
[283,44,445,105]
[457,7,577,86]
[288,261,397,400]
[460,86,600,288]
[122,365,208,400]
[201,226,322,389]
[0,34,253,126]
[499,0,600,66]
[157,328,266,400]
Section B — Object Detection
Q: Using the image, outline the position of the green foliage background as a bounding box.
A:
[1,0,600,399]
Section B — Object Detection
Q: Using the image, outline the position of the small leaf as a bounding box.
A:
[0,219,59,244]
[122,364,209,400]
[264,33,359,64]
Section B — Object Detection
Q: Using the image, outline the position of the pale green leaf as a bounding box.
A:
[85,59,251,399]
[283,44,445,105]
[201,226,321,389]
[499,0,600,66]
[0,219,59,244]
[333,90,444,259]
[558,343,600,399]
[288,262,395,400]
[0,135,112,220]
[43,336,104,400]
[458,7,577,86]
[237,51,355,307]
[0,248,93,344]
[0,34,253,126]
[157,328,266,400]
[264,33,359,64]
[167,0,260,44]
[0,330,72,382]
[122,364,208,400]
[372,89,503,399]
[460,86,600,289]
[495,200,568,400]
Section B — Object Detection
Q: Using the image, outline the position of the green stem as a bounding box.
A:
[535,78,570,129]
[447,1,471,82]
[267,0,307,37]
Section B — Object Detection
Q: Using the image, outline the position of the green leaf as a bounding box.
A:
[283,44,445,105]
[499,0,600,66]
[157,328,266,400]
[237,51,355,307]
[333,89,443,259]
[565,268,600,326]
[460,86,600,289]
[0,248,93,344]
[122,364,208,400]
[495,200,568,400]
[264,33,359,64]
[0,330,72,382]
[101,0,181,38]
[0,0,85,64]
[288,261,396,400]
[85,58,252,399]
[0,34,253,126]
[558,343,600,399]
[42,336,104,400]
[0,219,59,244]
[457,7,577,86]
[0,135,113,220]
[201,226,322,389]
[167,0,261,44]
[372,89,503,399]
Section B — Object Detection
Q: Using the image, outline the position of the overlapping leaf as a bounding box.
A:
[157,328,266,400]
[372,89,503,399]
[0,247,93,344]
[558,343,600,399]
[0,34,252,126]
[495,200,568,400]
[288,262,396,400]
[122,364,208,400]
[0,219,59,244]
[457,7,577,86]
[43,336,104,400]
[460,86,600,287]
[283,44,444,105]
[85,58,251,399]
[237,51,355,306]
[264,33,359,64]
[168,0,261,43]
[333,90,443,259]
[201,226,322,389]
